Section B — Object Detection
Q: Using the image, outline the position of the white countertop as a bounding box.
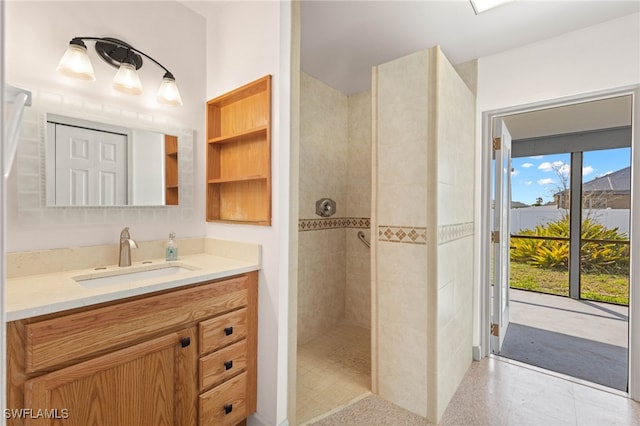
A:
[6,252,260,321]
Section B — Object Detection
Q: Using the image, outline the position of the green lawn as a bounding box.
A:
[510,262,629,305]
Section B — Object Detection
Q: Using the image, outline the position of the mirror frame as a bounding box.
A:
[15,89,195,225]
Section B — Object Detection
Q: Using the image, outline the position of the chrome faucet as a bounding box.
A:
[118,227,138,267]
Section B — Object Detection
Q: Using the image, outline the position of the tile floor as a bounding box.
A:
[296,324,371,424]
[297,295,639,425]
[439,356,640,425]
[310,357,640,425]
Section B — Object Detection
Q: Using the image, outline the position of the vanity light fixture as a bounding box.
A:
[57,37,183,106]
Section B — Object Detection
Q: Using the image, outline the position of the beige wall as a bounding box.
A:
[298,73,372,344]
[372,46,475,422]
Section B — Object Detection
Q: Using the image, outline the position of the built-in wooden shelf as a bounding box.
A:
[206,75,271,225]
[207,126,268,144]
[207,175,268,184]
[164,134,179,205]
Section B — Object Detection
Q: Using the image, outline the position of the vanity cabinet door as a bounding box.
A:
[22,328,197,426]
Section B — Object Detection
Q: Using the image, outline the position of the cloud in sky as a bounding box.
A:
[538,160,566,172]
[511,169,520,176]
[538,162,551,171]
[537,178,555,185]
[582,165,594,176]
[538,161,570,177]
[529,155,544,159]
[524,181,532,186]
[522,162,534,168]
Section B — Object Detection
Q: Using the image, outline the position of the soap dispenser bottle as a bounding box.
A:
[166,232,178,261]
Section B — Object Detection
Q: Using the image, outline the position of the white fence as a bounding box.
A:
[510,206,630,236]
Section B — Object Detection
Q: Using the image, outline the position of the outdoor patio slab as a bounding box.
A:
[509,288,628,347]
[500,288,629,391]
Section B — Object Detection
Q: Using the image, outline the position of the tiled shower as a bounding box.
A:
[296,72,372,422]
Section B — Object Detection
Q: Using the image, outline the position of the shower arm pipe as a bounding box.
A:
[357,231,370,248]
[4,85,32,179]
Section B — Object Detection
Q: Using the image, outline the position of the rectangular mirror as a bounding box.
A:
[45,114,178,206]
[14,89,195,226]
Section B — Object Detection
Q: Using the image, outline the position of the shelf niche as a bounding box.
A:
[206,75,271,225]
[165,134,179,205]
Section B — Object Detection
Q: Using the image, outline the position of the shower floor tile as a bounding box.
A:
[296,323,371,424]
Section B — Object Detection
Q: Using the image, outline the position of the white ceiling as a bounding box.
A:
[503,95,633,140]
[301,0,640,95]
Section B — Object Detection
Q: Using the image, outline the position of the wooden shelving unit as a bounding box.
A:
[164,134,179,205]
[206,75,271,225]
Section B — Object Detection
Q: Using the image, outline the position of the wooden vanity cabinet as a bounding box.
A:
[6,272,258,426]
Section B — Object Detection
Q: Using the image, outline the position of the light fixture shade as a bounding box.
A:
[112,62,143,95]
[157,76,183,106]
[470,0,514,14]
[56,44,96,81]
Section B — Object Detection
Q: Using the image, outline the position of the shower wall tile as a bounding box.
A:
[433,48,476,420]
[297,228,346,345]
[378,183,427,227]
[299,72,373,344]
[299,72,348,220]
[347,90,372,219]
[378,142,427,186]
[345,228,371,328]
[376,242,429,417]
[373,46,476,422]
[345,90,372,328]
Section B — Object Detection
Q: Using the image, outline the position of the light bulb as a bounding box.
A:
[57,43,96,81]
[113,62,143,95]
[157,75,183,106]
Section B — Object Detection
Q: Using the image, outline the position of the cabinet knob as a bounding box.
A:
[224,326,233,336]
[224,404,233,415]
[224,360,233,370]
[180,337,191,348]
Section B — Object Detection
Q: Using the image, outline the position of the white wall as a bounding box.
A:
[197,2,292,425]
[4,1,206,250]
[1,1,7,420]
[474,13,640,350]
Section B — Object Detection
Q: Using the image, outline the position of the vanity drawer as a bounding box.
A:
[199,371,247,426]
[24,275,249,373]
[200,339,247,391]
[199,308,248,355]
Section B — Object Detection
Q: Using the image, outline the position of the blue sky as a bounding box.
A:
[511,147,631,205]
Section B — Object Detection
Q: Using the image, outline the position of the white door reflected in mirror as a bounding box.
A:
[45,114,174,206]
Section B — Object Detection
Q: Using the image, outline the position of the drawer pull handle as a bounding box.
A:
[224,360,233,370]
[224,326,233,336]
[224,404,233,415]
[180,337,191,348]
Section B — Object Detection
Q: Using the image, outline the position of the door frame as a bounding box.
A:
[478,85,640,400]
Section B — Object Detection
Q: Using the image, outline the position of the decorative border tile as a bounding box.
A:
[377,225,427,245]
[298,217,370,232]
[437,222,474,244]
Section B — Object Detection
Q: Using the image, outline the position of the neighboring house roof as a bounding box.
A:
[582,166,630,192]
[511,201,529,208]
[555,166,631,196]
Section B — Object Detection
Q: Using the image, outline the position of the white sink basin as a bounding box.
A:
[74,265,194,288]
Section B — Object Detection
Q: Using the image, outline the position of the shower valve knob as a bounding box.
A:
[316,198,337,217]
